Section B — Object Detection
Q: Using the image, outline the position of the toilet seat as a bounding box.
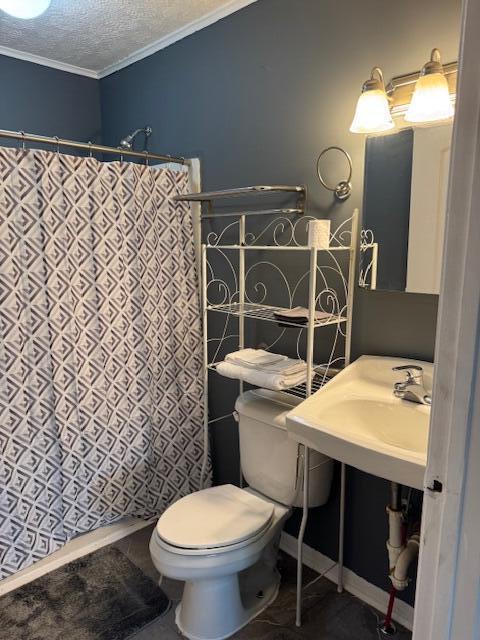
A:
[156,484,275,553]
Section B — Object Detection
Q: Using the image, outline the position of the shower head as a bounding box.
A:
[118,126,152,152]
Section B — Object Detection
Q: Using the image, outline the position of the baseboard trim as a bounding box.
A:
[280,532,414,631]
[0,517,156,596]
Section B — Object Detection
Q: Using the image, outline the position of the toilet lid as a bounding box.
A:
[156,484,275,550]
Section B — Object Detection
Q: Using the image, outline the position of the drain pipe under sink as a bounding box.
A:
[380,483,420,636]
[386,483,404,572]
[386,483,420,590]
[381,532,420,636]
[390,534,420,590]
[379,483,404,635]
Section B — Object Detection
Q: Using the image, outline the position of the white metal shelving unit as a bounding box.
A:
[174,185,358,627]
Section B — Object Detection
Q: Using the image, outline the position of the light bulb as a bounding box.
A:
[0,0,51,19]
[350,90,395,134]
[350,68,394,134]
[405,49,454,123]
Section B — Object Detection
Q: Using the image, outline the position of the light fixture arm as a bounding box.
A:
[421,48,444,77]
[362,67,387,93]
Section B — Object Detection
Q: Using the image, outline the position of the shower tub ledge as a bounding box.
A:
[0,516,155,597]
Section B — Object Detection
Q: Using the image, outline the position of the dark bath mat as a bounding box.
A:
[0,545,170,640]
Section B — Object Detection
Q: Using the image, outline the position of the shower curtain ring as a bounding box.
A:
[19,131,26,151]
[88,141,93,158]
[54,136,60,155]
[144,151,149,167]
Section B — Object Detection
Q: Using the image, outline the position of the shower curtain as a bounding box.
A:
[0,147,206,578]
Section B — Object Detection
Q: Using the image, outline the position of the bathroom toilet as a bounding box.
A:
[150,389,333,640]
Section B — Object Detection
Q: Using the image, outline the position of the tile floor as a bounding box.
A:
[114,525,412,640]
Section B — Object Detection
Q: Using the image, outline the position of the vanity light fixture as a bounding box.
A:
[351,51,457,134]
[350,67,394,134]
[0,0,51,19]
[405,48,454,123]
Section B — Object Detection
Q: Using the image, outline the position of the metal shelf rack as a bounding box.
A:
[207,362,334,399]
[190,184,358,628]
[173,184,306,201]
[206,302,347,329]
[174,184,307,218]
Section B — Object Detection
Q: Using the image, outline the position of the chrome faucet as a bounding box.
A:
[392,365,432,406]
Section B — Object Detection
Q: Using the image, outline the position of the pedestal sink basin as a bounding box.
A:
[286,355,432,489]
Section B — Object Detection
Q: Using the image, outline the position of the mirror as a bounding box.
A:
[359,123,453,294]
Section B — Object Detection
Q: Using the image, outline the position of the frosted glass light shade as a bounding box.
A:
[0,0,51,19]
[350,90,394,134]
[405,73,454,123]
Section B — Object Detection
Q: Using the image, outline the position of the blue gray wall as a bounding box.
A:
[0,55,101,144]
[99,0,461,606]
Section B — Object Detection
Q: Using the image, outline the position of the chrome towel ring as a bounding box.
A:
[316,146,352,201]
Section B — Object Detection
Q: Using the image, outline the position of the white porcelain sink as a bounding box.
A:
[286,355,432,489]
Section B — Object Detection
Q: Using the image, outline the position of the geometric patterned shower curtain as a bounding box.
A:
[0,147,206,578]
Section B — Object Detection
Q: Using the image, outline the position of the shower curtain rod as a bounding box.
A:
[0,128,186,165]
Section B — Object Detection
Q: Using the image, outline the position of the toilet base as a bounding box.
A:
[175,561,281,640]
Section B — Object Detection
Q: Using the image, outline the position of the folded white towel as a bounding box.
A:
[216,360,312,391]
[225,349,305,375]
[225,348,286,367]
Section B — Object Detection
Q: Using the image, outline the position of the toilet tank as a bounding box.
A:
[234,389,333,508]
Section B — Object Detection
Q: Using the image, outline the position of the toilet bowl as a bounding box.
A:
[150,484,290,640]
[150,389,334,640]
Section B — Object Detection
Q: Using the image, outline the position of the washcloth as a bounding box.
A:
[273,306,335,324]
[225,353,306,376]
[225,348,286,367]
[225,349,306,375]
[216,360,312,391]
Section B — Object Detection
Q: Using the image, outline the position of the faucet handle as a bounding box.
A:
[392,364,424,384]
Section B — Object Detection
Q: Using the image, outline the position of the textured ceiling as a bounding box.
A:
[0,0,248,74]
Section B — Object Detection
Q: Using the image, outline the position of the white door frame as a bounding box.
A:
[413,0,480,638]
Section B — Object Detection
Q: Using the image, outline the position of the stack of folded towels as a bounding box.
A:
[216,348,312,391]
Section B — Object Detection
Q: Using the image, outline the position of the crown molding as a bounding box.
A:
[0,45,98,78]
[97,0,258,78]
[0,0,258,80]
